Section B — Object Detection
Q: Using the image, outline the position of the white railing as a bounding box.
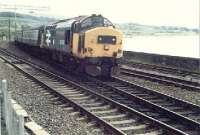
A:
[1,80,26,135]
[0,80,50,135]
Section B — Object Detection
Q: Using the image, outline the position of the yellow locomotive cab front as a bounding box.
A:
[84,27,123,58]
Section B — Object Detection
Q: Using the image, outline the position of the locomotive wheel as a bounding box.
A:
[58,54,63,63]
[85,65,101,76]
[101,64,111,78]
[52,53,57,61]
[111,66,120,76]
[75,61,85,74]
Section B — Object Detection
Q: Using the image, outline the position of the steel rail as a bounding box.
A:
[120,66,200,92]
[122,61,200,79]
[0,49,168,135]
[79,76,200,134]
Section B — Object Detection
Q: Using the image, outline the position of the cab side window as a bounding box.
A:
[65,30,70,45]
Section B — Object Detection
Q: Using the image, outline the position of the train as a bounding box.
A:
[15,14,123,77]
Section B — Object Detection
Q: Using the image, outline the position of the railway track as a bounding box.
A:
[1,48,200,134]
[0,49,170,135]
[120,66,200,92]
[124,62,200,80]
[68,76,200,135]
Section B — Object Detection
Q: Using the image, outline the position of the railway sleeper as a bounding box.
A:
[176,110,198,116]
[134,130,163,135]
[100,114,127,120]
[58,90,83,95]
[119,124,147,131]
[156,102,174,106]
[93,109,118,114]
[113,121,142,128]
[69,95,92,100]
[155,117,171,122]
[81,102,104,107]
[119,125,159,135]
[86,105,111,111]
[128,91,146,94]
[164,106,184,111]
[64,93,86,97]
[142,96,160,100]
[56,89,82,93]
[187,115,200,121]
[110,119,136,125]
[76,99,99,105]
[147,99,165,103]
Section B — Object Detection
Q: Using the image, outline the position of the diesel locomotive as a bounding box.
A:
[15,14,123,77]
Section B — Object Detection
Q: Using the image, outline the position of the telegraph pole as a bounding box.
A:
[0,4,50,41]
[14,4,16,37]
[8,18,10,41]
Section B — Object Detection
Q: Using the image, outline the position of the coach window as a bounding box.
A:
[65,30,70,45]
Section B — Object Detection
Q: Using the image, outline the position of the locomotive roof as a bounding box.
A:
[53,15,88,24]
[46,15,88,29]
[21,14,110,30]
[51,14,109,29]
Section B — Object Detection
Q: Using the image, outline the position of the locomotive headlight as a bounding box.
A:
[91,39,94,43]
[88,47,93,52]
[104,45,109,50]
[112,38,116,41]
[118,49,122,53]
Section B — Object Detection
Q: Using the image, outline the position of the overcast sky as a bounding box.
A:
[0,0,199,28]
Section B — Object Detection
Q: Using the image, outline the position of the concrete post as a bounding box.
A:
[0,93,1,135]
[19,115,24,135]
[2,80,8,130]
[0,80,1,135]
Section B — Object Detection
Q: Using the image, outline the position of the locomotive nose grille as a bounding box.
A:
[97,35,116,44]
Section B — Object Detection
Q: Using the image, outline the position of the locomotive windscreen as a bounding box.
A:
[81,16,113,30]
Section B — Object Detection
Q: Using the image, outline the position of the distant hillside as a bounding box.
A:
[0,12,56,24]
[116,23,199,37]
[0,12,56,28]
[0,12,57,40]
[0,12,199,40]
